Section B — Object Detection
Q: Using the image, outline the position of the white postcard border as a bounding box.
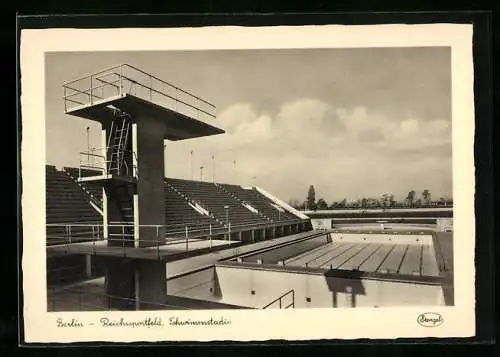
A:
[21,23,476,343]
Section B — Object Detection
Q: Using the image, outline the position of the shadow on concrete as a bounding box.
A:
[324,269,366,307]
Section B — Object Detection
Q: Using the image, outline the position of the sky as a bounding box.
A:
[45,47,452,204]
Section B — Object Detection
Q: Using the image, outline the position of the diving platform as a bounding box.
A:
[63,64,225,141]
[46,239,241,261]
[66,93,224,141]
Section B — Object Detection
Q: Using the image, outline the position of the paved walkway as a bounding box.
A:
[166,230,322,278]
[46,238,234,260]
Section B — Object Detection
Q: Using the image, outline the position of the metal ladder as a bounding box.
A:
[108,114,131,176]
[108,183,135,247]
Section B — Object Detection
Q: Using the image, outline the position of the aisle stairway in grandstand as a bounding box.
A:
[64,167,103,208]
[220,183,299,223]
[166,178,271,230]
[164,183,224,236]
[46,165,103,246]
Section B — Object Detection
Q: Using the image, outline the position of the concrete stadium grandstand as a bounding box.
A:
[46,64,453,311]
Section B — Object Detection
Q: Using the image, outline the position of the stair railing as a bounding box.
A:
[262,289,295,309]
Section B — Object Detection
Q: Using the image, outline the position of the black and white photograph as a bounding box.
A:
[21,24,476,342]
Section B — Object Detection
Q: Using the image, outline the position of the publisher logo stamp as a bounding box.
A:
[417,312,444,327]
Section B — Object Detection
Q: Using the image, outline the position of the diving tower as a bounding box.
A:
[62,64,225,309]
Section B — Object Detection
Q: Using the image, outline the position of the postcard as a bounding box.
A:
[20,23,475,343]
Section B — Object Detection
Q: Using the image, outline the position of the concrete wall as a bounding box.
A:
[213,266,445,308]
[436,218,453,232]
[311,219,332,230]
[167,265,445,309]
[312,218,438,230]
[135,260,167,310]
[167,267,217,301]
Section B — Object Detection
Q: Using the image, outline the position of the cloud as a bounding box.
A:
[216,104,274,148]
[216,99,450,154]
[167,99,452,202]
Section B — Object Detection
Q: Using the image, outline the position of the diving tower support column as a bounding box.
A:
[134,118,166,248]
[103,115,168,310]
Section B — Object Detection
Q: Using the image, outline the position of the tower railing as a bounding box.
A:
[46,219,297,258]
[62,64,217,124]
[46,222,241,259]
[78,147,138,179]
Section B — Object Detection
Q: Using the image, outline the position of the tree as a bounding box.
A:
[317,198,328,210]
[351,199,361,208]
[389,194,396,208]
[365,198,379,208]
[380,193,396,209]
[406,190,416,207]
[381,193,390,209]
[360,198,368,208]
[306,185,317,210]
[422,189,431,207]
[338,198,347,208]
